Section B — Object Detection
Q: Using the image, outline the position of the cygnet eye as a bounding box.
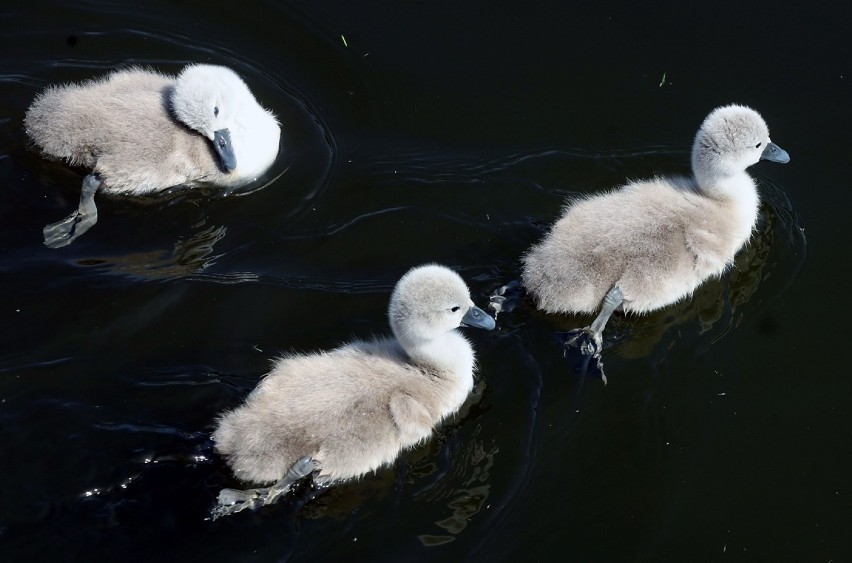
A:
[755,142,762,148]
[451,306,461,313]
[214,106,220,117]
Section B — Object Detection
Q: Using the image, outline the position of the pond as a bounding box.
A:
[1,1,848,561]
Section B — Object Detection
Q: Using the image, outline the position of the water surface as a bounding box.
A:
[1,1,847,561]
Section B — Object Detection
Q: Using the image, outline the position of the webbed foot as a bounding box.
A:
[557,285,624,384]
[563,327,602,356]
[43,210,97,248]
[560,328,607,384]
[211,456,318,519]
[488,279,522,317]
[212,487,268,518]
[43,174,101,248]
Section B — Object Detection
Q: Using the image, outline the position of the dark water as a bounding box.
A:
[1,1,848,561]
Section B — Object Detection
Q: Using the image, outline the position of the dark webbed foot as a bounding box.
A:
[43,174,101,248]
[43,212,97,248]
[211,456,318,519]
[561,329,607,384]
[563,327,602,356]
[214,487,267,516]
[560,285,624,385]
[488,279,522,317]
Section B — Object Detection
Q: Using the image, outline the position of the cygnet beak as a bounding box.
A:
[461,305,496,330]
[213,128,237,173]
[760,142,790,164]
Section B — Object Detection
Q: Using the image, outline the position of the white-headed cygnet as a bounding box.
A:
[521,105,789,369]
[24,64,280,248]
[211,264,495,517]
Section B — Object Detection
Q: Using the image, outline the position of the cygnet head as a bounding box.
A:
[388,264,495,348]
[171,64,256,173]
[691,104,789,184]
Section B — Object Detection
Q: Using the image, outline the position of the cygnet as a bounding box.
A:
[521,104,789,361]
[211,264,495,517]
[24,64,280,247]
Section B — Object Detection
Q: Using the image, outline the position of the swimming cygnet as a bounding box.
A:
[24,64,280,248]
[521,104,790,363]
[211,264,495,517]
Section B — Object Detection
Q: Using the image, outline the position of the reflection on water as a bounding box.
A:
[418,425,499,546]
[72,220,233,281]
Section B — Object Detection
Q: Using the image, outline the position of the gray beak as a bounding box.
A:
[213,128,237,173]
[760,142,790,164]
[461,305,496,330]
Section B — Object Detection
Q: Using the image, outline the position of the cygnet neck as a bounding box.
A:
[692,155,761,245]
[692,138,759,195]
[394,328,475,379]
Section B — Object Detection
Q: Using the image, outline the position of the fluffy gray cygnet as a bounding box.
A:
[211,264,495,517]
[24,64,280,247]
[521,104,790,363]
